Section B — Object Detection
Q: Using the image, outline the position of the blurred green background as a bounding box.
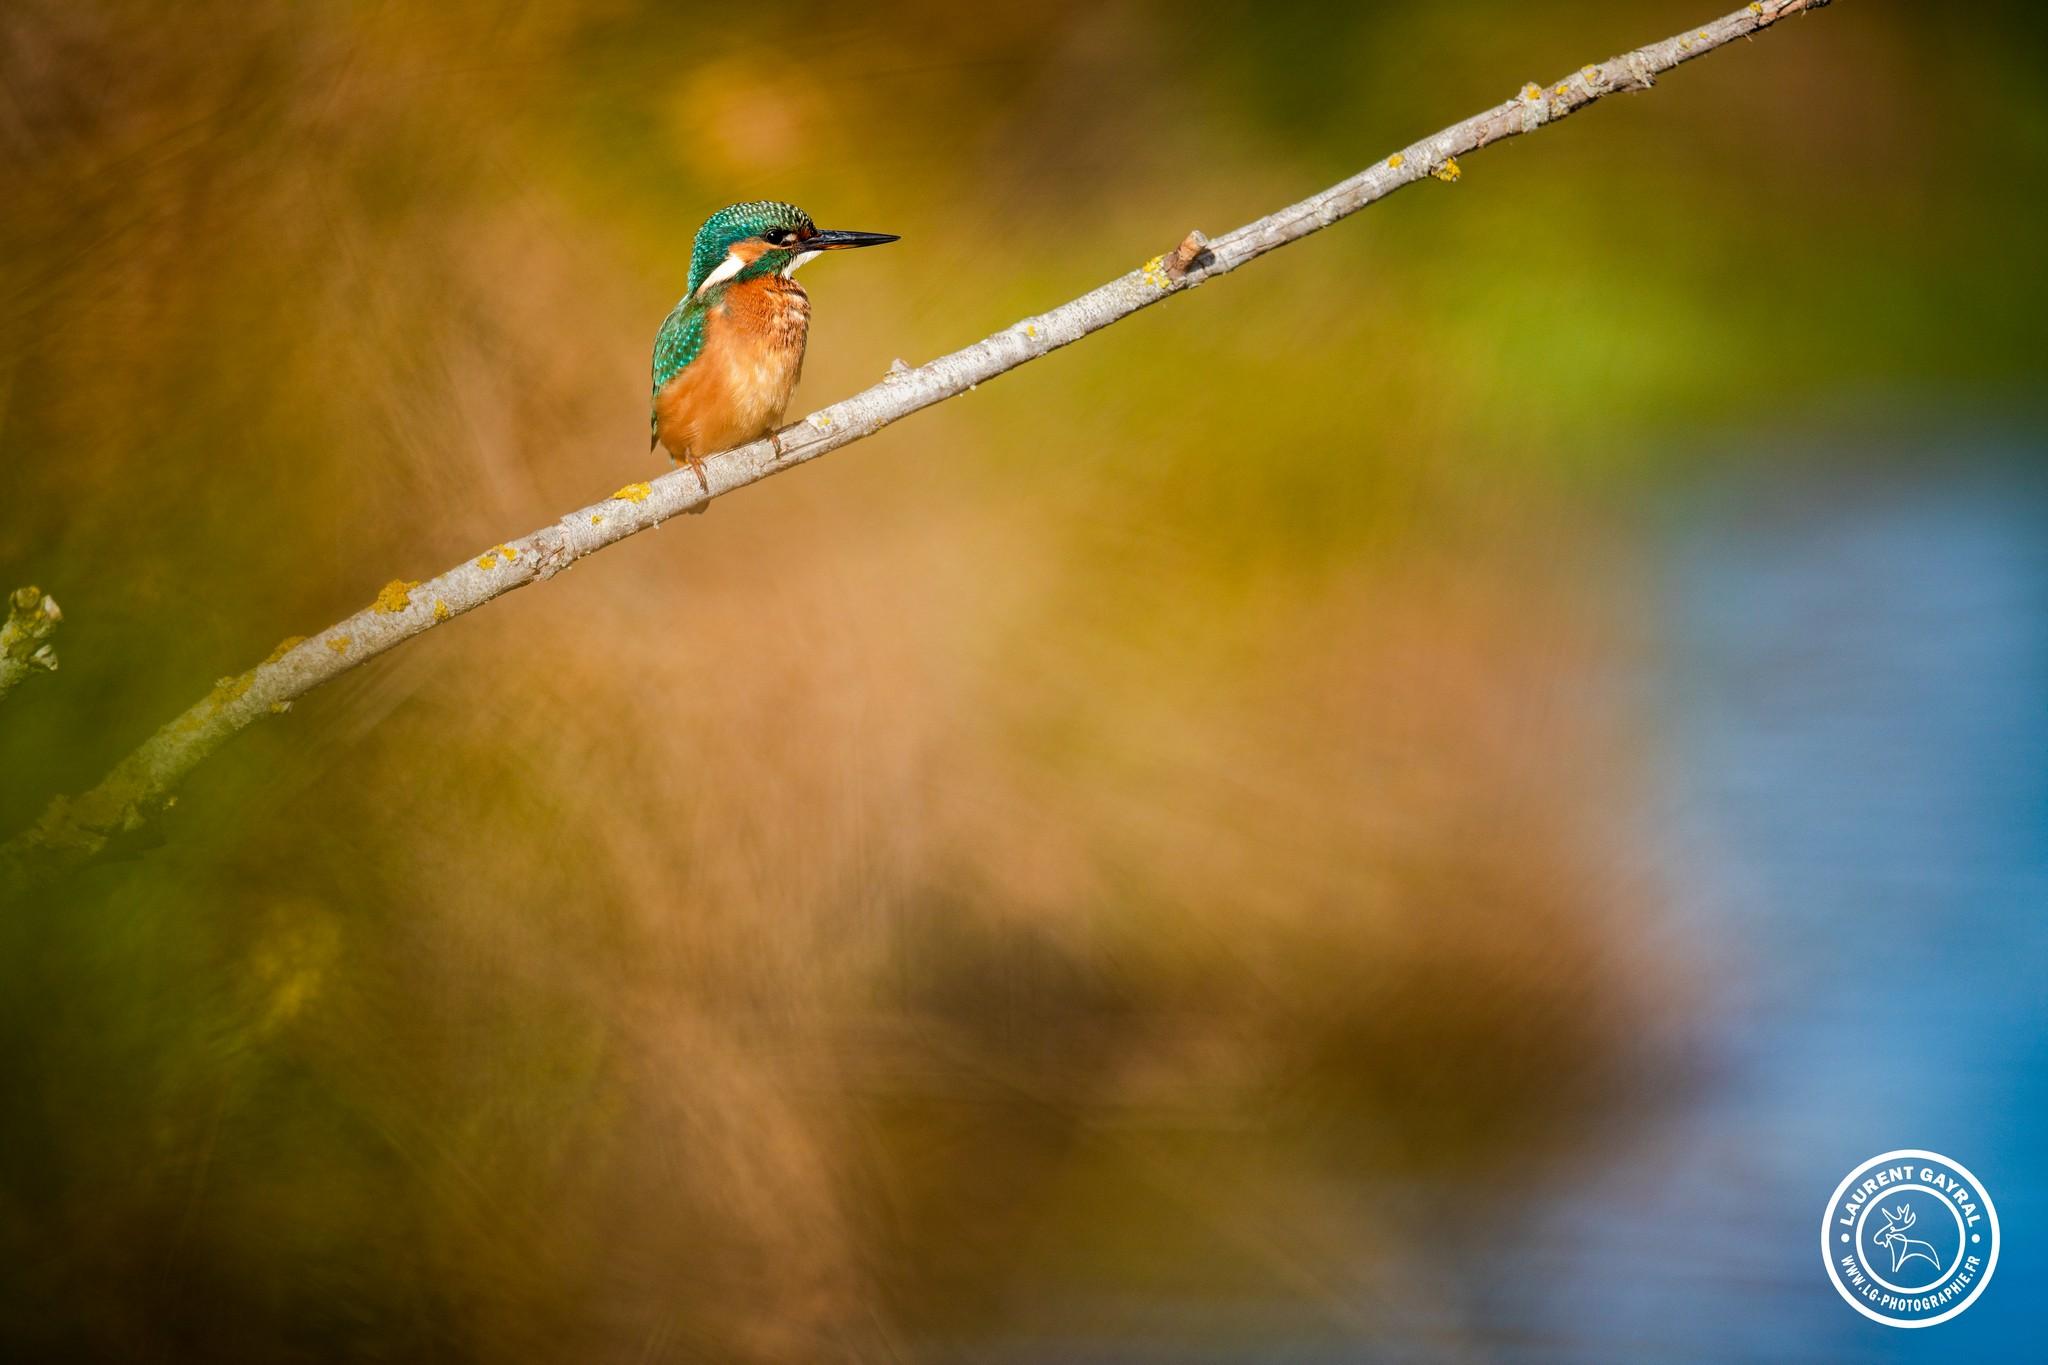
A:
[2,1,2044,1360]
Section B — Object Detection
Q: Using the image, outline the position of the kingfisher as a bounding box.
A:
[651,200,897,490]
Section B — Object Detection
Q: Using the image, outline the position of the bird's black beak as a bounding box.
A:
[807,229,899,250]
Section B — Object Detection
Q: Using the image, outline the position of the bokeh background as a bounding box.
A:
[2,1,2044,1360]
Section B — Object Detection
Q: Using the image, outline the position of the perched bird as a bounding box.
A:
[651,200,897,490]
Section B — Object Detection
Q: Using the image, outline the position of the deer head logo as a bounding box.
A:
[1871,1203,1942,1277]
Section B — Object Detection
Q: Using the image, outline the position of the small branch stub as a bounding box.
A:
[1165,230,1212,281]
[0,586,63,703]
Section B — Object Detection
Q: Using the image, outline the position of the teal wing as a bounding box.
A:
[650,299,708,445]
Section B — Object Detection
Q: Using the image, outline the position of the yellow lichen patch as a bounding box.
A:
[432,599,451,622]
[613,481,652,503]
[590,514,604,525]
[1141,255,1171,290]
[1522,84,1541,101]
[373,579,420,613]
[327,635,351,655]
[1388,153,1405,169]
[269,700,292,715]
[206,669,256,713]
[1749,1,1764,12]
[475,551,498,569]
[1025,323,1037,338]
[1432,157,1462,183]
[494,543,518,562]
[263,635,306,665]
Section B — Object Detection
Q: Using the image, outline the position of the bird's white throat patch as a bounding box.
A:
[694,251,747,297]
[695,244,817,295]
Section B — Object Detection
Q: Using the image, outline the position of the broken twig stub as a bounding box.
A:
[0,586,62,703]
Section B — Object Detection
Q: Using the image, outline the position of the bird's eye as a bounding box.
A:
[763,230,796,247]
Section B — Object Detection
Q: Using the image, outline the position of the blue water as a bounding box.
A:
[973,455,2048,1364]
[1469,457,2048,1360]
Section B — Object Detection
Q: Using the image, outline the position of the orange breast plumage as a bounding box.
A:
[653,277,811,465]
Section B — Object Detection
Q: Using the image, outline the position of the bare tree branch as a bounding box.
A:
[0,0,1836,890]
[0,587,62,704]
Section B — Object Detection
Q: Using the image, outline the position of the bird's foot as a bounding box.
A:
[684,456,710,514]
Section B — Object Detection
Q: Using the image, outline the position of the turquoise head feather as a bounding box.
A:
[687,201,816,293]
